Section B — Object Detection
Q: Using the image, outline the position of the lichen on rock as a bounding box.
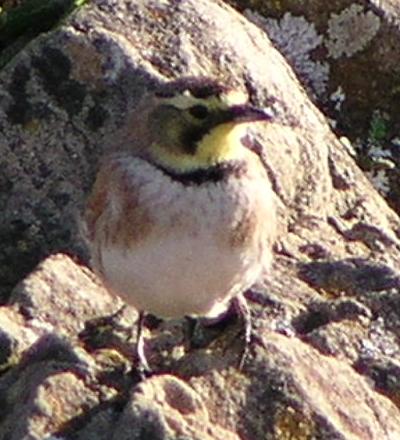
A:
[325,4,381,59]
[244,10,329,96]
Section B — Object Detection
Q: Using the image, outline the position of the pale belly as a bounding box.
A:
[89,154,275,318]
[101,231,262,318]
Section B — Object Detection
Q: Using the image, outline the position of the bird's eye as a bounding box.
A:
[189,105,209,120]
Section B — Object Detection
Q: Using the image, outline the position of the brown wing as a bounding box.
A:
[84,155,153,249]
[84,163,112,243]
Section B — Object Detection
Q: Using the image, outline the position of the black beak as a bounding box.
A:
[229,104,274,123]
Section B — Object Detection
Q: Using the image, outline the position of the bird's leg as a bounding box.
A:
[184,316,198,351]
[232,292,252,369]
[135,311,151,376]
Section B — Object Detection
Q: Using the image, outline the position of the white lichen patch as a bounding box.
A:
[367,143,393,160]
[326,4,381,59]
[343,133,393,196]
[245,10,329,96]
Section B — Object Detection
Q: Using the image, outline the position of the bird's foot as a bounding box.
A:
[133,311,153,379]
[184,293,252,369]
[231,293,252,370]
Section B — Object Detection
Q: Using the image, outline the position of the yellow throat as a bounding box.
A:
[152,122,248,173]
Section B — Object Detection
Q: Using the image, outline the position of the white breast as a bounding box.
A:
[94,156,274,319]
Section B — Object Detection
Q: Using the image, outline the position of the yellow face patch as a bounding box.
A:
[196,122,248,165]
[150,122,248,173]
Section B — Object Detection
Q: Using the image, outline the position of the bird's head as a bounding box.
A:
[144,78,272,173]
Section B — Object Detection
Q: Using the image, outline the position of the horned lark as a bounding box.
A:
[84,77,276,373]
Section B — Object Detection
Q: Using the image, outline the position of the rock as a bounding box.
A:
[0,0,400,438]
[226,0,400,215]
[1,368,104,440]
[0,254,129,440]
[113,374,240,440]
[187,333,400,439]
[9,253,126,337]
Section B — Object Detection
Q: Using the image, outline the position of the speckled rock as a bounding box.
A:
[2,253,400,439]
[226,0,400,214]
[1,0,400,438]
[113,374,241,440]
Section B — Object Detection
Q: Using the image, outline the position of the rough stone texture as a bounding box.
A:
[113,374,241,440]
[0,255,131,440]
[1,0,400,438]
[3,254,400,439]
[9,253,126,337]
[186,334,400,439]
[226,0,400,215]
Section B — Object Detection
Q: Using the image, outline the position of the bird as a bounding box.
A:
[83,77,276,374]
